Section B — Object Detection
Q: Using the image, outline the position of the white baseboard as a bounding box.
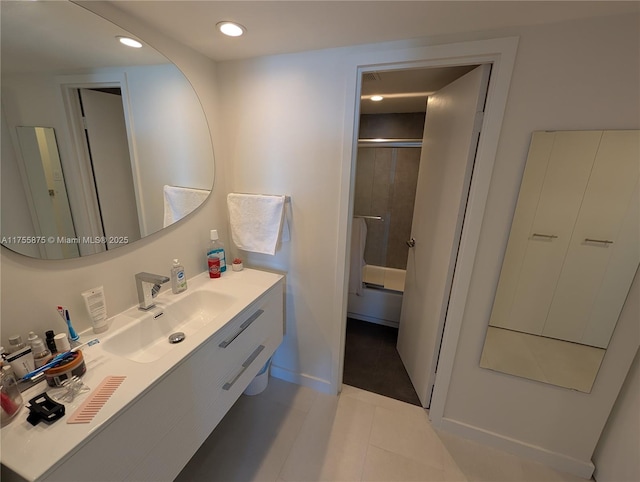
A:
[438,417,595,479]
[270,364,334,395]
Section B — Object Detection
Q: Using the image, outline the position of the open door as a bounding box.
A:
[80,88,141,249]
[397,64,491,408]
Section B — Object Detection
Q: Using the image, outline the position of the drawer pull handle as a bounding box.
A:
[219,309,264,348]
[223,345,265,391]
[531,233,558,240]
[585,238,614,245]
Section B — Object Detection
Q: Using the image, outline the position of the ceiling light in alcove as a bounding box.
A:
[217,21,246,37]
[117,36,142,48]
[370,95,384,102]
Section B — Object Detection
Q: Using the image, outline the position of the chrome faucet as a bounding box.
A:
[135,272,170,310]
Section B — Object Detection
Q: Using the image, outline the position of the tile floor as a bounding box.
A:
[343,318,421,406]
[176,378,591,482]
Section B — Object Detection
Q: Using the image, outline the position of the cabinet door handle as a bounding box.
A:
[531,233,558,240]
[585,238,614,245]
[219,309,264,348]
[222,345,265,391]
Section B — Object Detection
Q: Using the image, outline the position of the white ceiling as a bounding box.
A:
[110,1,638,62]
[1,1,168,75]
[107,1,638,113]
[3,1,637,115]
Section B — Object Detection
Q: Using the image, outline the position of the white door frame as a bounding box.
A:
[334,36,518,426]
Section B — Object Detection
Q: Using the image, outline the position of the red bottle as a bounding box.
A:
[208,256,221,278]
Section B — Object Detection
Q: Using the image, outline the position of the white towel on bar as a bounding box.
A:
[227,193,287,255]
[349,218,367,296]
[163,185,211,227]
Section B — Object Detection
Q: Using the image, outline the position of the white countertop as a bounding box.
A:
[1,268,283,482]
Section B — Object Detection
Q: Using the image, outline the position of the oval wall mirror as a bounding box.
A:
[1,1,214,260]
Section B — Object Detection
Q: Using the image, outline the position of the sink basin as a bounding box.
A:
[101,290,236,363]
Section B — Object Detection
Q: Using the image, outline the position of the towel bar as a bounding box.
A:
[233,193,290,203]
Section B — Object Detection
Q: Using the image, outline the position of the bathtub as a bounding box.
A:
[347,265,405,328]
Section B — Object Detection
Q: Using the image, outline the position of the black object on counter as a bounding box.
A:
[26,392,65,426]
[45,331,57,353]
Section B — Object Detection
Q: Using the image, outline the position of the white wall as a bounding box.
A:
[123,64,214,234]
[593,350,640,482]
[439,15,639,476]
[0,2,226,347]
[216,49,354,388]
[216,12,639,478]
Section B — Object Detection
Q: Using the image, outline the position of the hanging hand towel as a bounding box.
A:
[348,218,367,296]
[163,185,210,227]
[227,193,287,255]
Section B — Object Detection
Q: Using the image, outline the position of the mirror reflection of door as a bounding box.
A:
[78,88,141,250]
[15,127,79,259]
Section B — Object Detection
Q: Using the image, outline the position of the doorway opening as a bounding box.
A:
[344,63,488,407]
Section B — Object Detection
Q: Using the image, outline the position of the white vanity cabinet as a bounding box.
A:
[43,279,284,482]
[490,130,639,347]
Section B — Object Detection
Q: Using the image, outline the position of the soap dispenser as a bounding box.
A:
[171,259,187,294]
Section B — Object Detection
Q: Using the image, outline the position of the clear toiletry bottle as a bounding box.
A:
[28,334,52,369]
[27,332,38,347]
[7,335,26,352]
[171,259,188,294]
[207,229,226,274]
[6,335,34,378]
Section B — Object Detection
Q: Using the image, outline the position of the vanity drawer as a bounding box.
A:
[205,285,282,371]
[215,310,282,396]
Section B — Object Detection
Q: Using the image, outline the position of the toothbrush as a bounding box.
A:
[58,306,79,341]
[21,338,100,381]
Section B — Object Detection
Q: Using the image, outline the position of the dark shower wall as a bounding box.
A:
[359,112,425,139]
[355,113,425,270]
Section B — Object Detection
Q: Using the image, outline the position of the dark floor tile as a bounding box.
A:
[344,318,421,406]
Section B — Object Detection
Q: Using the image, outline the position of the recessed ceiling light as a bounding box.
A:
[117,36,142,48]
[370,95,384,102]
[217,21,246,37]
